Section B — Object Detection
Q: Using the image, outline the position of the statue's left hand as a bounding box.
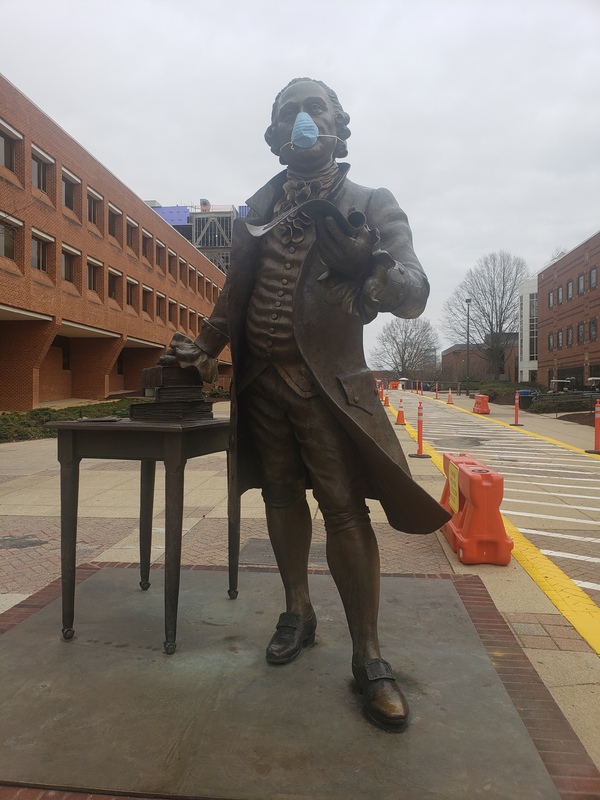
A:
[315,215,374,280]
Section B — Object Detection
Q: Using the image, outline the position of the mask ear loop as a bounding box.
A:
[281,135,342,152]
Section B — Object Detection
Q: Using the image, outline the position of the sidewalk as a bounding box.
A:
[1,397,600,798]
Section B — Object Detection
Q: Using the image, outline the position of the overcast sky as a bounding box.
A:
[2,0,599,357]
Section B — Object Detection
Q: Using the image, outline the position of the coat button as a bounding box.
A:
[354,396,360,403]
[271,313,278,320]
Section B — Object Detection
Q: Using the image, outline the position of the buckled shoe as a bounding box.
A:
[266,611,317,664]
[352,658,409,728]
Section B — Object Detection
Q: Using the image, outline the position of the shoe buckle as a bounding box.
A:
[364,659,395,682]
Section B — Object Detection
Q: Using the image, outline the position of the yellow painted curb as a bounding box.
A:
[387,401,600,654]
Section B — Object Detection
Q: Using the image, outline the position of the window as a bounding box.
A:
[591,267,598,290]
[156,294,165,319]
[142,287,152,313]
[0,132,14,171]
[126,280,137,307]
[168,251,177,277]
[557,330,563,349]
[87,261,100,292]
[61,251,75,282]
[567,279,573,300]
[557,285,563,304]
[126,218,138,252]
[590,319,598,342]
[528,293,537,361]
[108,203,122,242]
[578,274,585,295]
[31,236,47,271]
[0,118,23,179]
[87,192,101,226]
[179,306,187,328]
[197,273,204,296]
[52,336,70,370]
[62,174,78,210]
[189,266,195,289]
[0,221,15,259]
[548,332,554,351]
[32,155,48,192]
[168,300,176,324]
[142,232,152,260]
[108,269,122,301]
[548,290,554,309]
[156,241,165,269]
[577,322,585,345]
[179,259,187,284]
[567,326,573,347]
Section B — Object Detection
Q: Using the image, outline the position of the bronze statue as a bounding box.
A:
[160,78,450,728]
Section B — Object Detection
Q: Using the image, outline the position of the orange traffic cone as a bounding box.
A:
[395,399,405,425]
[384,392,390,407]
[447,388,454,405]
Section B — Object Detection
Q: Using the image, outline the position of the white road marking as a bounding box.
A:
[501,510,599,524]
[540,549,600,564]
[574,580,600,591]
[505,488,600,500]
[519,528,600,544]
[502,498,600,513]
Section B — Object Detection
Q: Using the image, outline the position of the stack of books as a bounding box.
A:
[129,365,214,421]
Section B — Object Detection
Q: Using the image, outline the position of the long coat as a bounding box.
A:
[197,166,451,535]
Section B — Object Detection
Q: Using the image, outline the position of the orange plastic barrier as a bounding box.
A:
[389,381,399,390]
[472,394,490,414]
[439,452,513,565]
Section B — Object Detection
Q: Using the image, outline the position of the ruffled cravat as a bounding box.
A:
[273,161,341,245]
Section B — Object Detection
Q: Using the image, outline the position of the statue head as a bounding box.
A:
[265,78,351,168]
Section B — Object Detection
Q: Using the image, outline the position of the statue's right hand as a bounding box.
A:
[157,333,218,384]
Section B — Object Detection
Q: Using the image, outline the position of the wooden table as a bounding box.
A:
[47,417,237,654]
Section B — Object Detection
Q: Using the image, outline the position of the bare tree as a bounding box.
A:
[369,317,440,379]
[442,251,529,379]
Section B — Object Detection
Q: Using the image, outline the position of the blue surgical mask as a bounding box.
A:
[291,112,319,149]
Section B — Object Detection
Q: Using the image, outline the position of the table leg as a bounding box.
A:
[227,450,240,599]
[163,439,185,655]
[139,460,156,590]
[58,432,80,640]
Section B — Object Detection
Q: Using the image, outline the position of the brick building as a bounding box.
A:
[537,231,600,389]
[440,336,518,384]
[0,75,230,411]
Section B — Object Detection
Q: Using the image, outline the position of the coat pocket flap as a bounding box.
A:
[337,370,378,415]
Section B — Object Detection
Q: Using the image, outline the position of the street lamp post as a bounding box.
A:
[465,298,471,397]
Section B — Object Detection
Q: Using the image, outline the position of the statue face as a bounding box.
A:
[273,80,338,171]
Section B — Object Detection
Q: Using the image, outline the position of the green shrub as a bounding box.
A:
[0,400,144,443]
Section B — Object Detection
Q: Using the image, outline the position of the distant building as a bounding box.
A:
[518,276,538,382]
[441,335,518,384]
[0,75,231,411]
[537,230,599,389]
[151,201,249,274]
